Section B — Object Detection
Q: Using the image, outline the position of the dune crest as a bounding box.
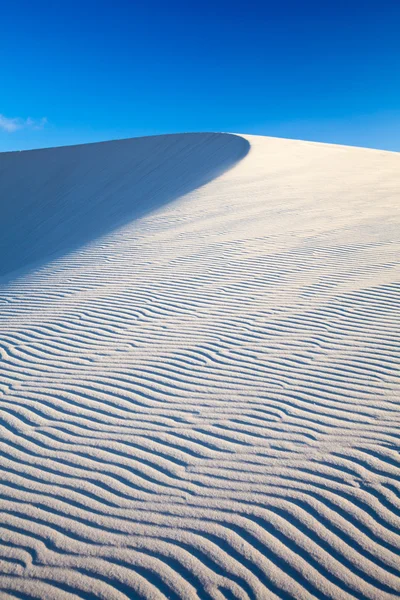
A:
[0,133,399,599]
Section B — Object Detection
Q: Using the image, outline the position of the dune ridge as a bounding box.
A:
[0,133,399,599]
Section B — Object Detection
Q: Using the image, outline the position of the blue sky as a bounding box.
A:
[1,0,399,152]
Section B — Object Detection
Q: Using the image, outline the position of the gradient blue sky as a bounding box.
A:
[1,0,399,152]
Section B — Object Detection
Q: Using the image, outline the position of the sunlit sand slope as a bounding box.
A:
[0,133,399,599]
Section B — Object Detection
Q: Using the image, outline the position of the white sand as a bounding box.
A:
[0,133,399,599]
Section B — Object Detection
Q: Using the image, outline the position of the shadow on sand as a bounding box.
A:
[0,132,249,281]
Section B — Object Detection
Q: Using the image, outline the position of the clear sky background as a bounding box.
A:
[1,0,399,152]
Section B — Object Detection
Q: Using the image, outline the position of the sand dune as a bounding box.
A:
[0,132,399,599]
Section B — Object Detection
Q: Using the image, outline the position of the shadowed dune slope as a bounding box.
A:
[0,133,399,599]
[0,132,249,277]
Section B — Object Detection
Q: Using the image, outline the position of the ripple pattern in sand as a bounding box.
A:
[0,134,399,599]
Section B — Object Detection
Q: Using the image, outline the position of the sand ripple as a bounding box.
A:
[0,134,399,599]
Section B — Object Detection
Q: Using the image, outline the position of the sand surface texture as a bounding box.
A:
[0,133,399,599]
